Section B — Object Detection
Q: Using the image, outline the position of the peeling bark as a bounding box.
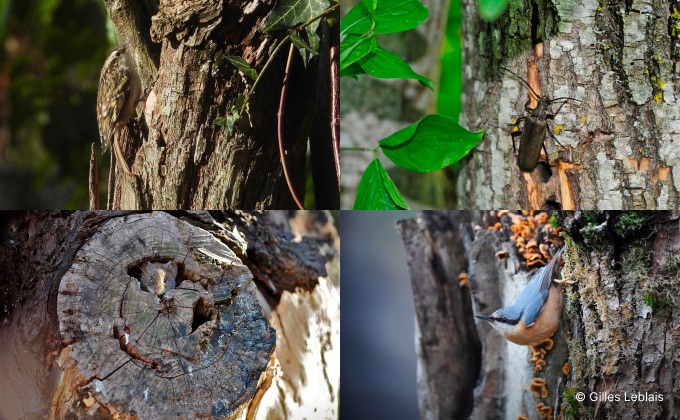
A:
[458,0,679,209]
[174,210,329,294]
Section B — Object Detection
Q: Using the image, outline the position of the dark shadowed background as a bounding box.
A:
[0,0,112,208]
[340,210,419,419]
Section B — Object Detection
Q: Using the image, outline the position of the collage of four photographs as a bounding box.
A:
[1,0,679,418]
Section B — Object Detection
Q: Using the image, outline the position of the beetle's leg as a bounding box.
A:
[511,131,522,154]
[547,99,569,120]
[512,116,526,128]
[547,127,564,147]
[544,108,564,149]
[510,116,525,135]
[510,117,525,154]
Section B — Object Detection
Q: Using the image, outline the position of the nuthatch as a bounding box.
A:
[475,246,566,346]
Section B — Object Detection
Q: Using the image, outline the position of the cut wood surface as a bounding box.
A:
[54,212,276,419]
[0,211,339,420]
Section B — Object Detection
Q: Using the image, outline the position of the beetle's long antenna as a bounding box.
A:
[550,96,582,103]
[551,96,594,112]
[501,66,541,100]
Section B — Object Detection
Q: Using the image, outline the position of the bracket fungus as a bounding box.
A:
[54,212,276,419]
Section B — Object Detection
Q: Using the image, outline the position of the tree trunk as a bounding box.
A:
[102,0,337,209]
[458,0,679,209]
[398,210,680,419]
[559,211,680,419]
[0,210,339,419]
[396,212,481,420]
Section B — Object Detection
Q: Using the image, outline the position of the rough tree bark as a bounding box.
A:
[396,212,481,419]
[102,0,338,209]
[0,210,339,419]
[559,211,679,418]
[397,211,679,419]
[458,0,679,209]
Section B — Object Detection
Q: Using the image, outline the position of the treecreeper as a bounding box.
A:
[96,35,141,175]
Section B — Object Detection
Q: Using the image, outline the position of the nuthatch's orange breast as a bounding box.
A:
[503,283,563,346]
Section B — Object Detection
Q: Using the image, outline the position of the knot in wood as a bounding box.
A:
[56,212,275,419]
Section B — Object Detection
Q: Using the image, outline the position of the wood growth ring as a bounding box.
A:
[56,212,275,419]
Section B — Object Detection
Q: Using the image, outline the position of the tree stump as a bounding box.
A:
[53,212,275,419]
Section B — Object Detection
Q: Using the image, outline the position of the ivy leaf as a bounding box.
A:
[215,108,240,135]
[289,31,317,54]
[354,158,410,210]
[215,94,250,135]
[340,33,376,71]
[357,46,434,89]
[225,56,258,80]
[289,31,314,67]
[341,0,428,36]
[479,0,509,21]
[263,0,329,56]
[263,0,329,31]
[379,114,484,172]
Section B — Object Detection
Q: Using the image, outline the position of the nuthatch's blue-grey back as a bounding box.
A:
[475,246,565,346]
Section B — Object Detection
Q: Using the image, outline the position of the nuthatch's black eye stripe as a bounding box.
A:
[475,246,566,346]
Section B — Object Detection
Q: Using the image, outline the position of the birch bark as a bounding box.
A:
[458,0,679,209]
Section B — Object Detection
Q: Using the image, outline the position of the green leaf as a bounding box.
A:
[341,0,428,36]
[379,114,484,172]
[263,0,330,56]
[289,31,316,54]
[436,1,462,118]
[289,31,314,67]
[340,33,377,71]
[215,94,249,135]
[479,0,509,21]
[361,0,377,12]
[340,62,367,77]
[306,25,321,53]
[357,46,434,89]
[225,56,258,80]
[263,0,329,31]
[354,158,410,209]
[361,0,377,17]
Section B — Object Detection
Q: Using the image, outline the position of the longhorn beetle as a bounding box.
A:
[502,67,582,172]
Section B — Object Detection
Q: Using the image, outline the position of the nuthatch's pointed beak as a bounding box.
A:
[475,314,493,321]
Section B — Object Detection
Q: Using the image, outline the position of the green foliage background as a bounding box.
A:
[437,0,461,119]
[0,0,119,208]
[341,0,482,209]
